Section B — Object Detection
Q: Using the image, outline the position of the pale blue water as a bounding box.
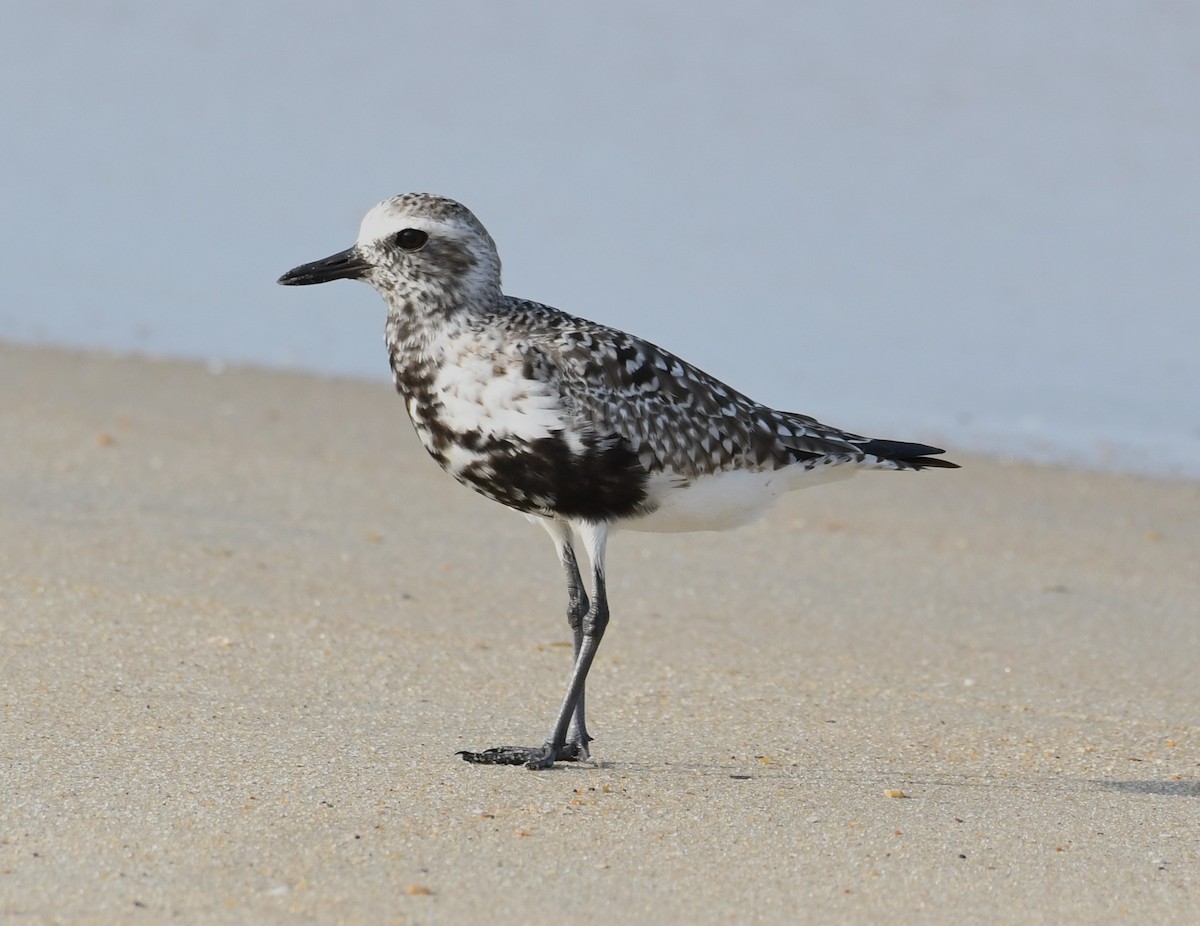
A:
[3,3,1198,478]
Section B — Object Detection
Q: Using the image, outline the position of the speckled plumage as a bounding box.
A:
[279,192,957,769]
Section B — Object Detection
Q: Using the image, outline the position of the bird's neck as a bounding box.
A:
[383,288,491,355]
[383,289,494,409]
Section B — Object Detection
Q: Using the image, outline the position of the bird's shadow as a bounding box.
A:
[1092,779,1200,797]
[578,761,1200,800]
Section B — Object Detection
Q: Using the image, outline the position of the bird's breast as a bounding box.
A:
[389,341,650,522]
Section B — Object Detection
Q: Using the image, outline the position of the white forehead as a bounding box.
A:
[355,194,483,247]
[357,201,427,245]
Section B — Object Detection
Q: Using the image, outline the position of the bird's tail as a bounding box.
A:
[855,439,959,471]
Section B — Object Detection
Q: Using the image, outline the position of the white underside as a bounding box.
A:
[623,461,859,534]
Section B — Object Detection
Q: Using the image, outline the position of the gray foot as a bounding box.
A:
[457,740,588,770]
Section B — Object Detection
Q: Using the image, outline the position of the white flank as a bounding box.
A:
[629,463,859,534]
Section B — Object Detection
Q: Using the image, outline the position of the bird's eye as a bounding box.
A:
[393,228,428,251]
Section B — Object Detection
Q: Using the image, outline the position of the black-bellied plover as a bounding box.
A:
[278,193,958,770]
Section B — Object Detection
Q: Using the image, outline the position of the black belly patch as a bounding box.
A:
[458,431,650,522]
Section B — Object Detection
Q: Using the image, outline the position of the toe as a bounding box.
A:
[457,747,532,766]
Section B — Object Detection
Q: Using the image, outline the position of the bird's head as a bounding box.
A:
[278,193,503,313]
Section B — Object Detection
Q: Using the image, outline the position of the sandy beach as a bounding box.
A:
[2,342,1197,924]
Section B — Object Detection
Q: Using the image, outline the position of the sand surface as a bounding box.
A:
[2,343,1198,924]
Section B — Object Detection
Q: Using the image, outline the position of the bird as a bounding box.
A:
[278,193,958,770]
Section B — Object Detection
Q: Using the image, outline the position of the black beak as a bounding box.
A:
[277,246,369,286]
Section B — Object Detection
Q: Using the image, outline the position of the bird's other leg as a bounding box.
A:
[559,534,594,759]
[460,520,610,770]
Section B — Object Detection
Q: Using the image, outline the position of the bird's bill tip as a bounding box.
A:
[277,246,368,286]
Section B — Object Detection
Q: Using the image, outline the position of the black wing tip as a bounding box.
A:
[910,456,961,470]
[859,439,961,470]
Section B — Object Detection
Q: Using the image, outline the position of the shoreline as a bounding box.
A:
[6,337,1197,484]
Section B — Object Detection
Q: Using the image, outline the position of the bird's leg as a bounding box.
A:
[460,521,609,770]
[548,568,607,762]
[543,520,594,756]
[460,572,609,770]
[559,540,593,759]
